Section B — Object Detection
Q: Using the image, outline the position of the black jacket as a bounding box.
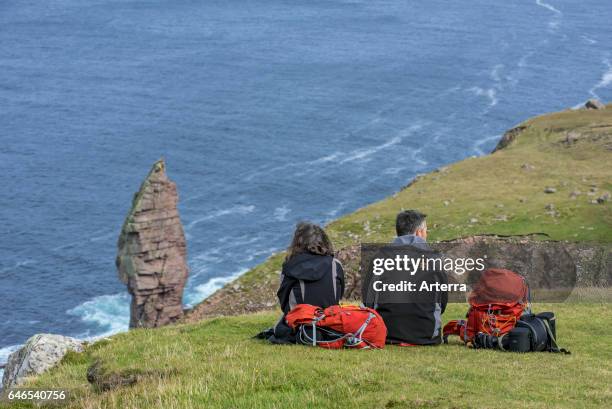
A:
[373,239,448,345]
[277,253,345,314]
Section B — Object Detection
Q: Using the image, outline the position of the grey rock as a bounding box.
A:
[597,193,610,204]
[2,334,83,389]
[521,163,535,171]
[584,98,606,110]
[544,187,557,194]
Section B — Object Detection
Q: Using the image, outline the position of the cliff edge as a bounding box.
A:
[185,105,612,322]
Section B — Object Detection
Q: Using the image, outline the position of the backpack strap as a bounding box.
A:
[542,319,571,355]
[331,258,339,301]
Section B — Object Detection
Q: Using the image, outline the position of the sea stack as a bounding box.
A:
[116,160,189,328]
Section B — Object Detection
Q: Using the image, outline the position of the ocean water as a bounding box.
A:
[1,0,612,366]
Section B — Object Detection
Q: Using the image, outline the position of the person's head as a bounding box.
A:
[395,210,427,239]
[286,222,334,261]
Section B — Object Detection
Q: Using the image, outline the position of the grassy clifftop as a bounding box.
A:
[3,107,611,409]
[187,105,612,319]
[9,304,611,409]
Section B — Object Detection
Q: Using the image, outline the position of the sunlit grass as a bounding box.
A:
[4,303,610,409]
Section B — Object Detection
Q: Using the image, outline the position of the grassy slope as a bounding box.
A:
[3,108,612,409]
[188,106,612,318]
[328,108,612,245]
[6,304,611,409]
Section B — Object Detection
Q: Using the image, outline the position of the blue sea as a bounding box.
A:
[1,0,611,367]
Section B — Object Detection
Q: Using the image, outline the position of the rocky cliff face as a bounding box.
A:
[116,160,189,328]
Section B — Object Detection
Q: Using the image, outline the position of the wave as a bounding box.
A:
[535,0,562,32]
[581,35,597,45]
[339,136,402,164]
[0,259,34,274]
[469,87,498,108]
[535,0,561,15]
[490,64,504,82]
[338,124,424,165]
[186,205,256,230]
[273,205,291,222]
[0,344,21,381]
[239,246,280,264]
[473,134,502,156]
[411,147,428,167]
[184,268,248,306]
[66,293,130,339]
[325,201,347,219]
[589,58,612,99]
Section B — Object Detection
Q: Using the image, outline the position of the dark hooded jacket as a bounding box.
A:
[375,235,448,345]
[277,253,345,314]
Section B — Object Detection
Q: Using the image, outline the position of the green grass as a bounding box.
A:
[4,303,611,409]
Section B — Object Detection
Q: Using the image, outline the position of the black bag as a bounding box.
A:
[506,327,531,352]
[473,311,570,354]
[515,312,570,354]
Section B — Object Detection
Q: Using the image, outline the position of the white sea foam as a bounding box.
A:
[186,204,255,230]
[326,201,347,219]
[535,0,562,32]
[273,205,291,222]
[339,136,402,164]
[89,231,114,242]
[0,344,21,381]
[469,87,498,108]
[535,0,561,15]
[581,35,597,45]
[473,134,502,156]
[491,64,504,82]
[382,167,404,176]
[308,152,341,165]
[185,268,248,306]
[589,58,612,99]
[337,123,424,166]
[411,147,428,166]
[67,293,130,339]
[240,246,280,264]
[0,259,34,274]
[1,295,130,381]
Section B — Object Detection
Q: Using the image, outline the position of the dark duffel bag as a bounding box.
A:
[473,312,570,354]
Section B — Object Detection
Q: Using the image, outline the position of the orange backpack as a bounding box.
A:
[285,304,387,349]
[443,268,529,345]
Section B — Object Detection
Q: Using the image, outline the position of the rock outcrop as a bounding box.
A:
[492,125,527,152]
[116,160,189,328]
[584,98,606,110]
[1,334,83,389]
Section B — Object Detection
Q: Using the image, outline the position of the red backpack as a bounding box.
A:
[285,304,387,349]
[443,269,529,345]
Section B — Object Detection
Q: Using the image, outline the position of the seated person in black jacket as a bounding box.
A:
[271,222,345,342]
[375,210,448,345]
